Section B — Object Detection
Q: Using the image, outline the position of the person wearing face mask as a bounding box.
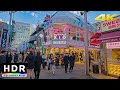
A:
[6,52,12,63]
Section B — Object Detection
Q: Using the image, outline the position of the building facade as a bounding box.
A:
[96,15,120,77]
[0,21,12,51]
[11,21,32,52]
[37,11,100,63]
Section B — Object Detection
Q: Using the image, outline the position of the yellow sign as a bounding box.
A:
[95,14,117,22]
[101,15,120,32]
[108,63,120,76]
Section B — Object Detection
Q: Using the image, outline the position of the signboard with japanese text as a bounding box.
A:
[1,29,8,49]
[106,41,120,49]
[101,15,120,32]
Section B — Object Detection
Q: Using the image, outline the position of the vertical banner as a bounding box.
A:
[1,29,8,49]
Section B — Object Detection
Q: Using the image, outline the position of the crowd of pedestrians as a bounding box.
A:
[0,49,76,79]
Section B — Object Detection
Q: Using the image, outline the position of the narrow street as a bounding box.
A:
[2,63,94,79]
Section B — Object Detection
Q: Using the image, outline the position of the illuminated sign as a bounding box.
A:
[101,15,120,32]
[54,34,66,39]
[95,14,117,22]
[106,42,120,49]
[53,41,66,44]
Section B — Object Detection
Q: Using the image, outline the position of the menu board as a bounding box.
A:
[108,63,120,76]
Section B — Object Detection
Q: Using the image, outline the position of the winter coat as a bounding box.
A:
[0,54,6,64]
[25,54,35,69]
[69,55,74,64]
[0,54,6,72]
[6,54,12,63]
[63,56,69,64]
[34,55,42,69]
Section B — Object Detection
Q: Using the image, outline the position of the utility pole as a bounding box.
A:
[8,11,16,51]
[84,11,89,75]
[8,11,13,52]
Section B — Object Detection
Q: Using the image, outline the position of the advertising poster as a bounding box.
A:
[1,29,8,49]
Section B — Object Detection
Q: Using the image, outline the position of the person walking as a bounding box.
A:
[89,52,92,71]
[51,59,56,75]
[42,54,46,69]
[55,56,59,69]
[63,54,69,73]
[22,52,24,63]
[23,52,28,63]
[18,52,22,63]
[34,51,42,79]
[25,51,35,79]
[0,50,6,78]
[72,53,75,69]
[69,54,74,73]
[79,52,83,63]
[6,52,12,63]
[47,57,51,70]
[14,52,18,63]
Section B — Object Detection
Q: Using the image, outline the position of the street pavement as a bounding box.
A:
[0,63,94,79]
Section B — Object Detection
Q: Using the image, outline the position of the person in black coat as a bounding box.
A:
[0,50,6,75]
[34,51,42,79]
[72,53,75,67]
[55,56,59,69]
[69,54,74,72]
[14,53,18,63]
[6,52,12,63]
[89,52,92,71]
[25,51,35,79]
[63,54,69,73]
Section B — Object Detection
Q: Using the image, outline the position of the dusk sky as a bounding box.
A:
[0,11,120,33]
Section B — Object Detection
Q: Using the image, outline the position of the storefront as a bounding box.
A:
[106,41,120,77]
[39,11,100,63]
[97,15,120,77]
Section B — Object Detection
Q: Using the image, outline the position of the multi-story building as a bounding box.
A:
[12,21,32,52]
[32,11,100,63]
[0,21,12,51]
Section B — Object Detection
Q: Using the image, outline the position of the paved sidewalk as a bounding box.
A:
[1,63,94,79]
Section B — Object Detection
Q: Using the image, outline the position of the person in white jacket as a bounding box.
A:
[51,60,56,75]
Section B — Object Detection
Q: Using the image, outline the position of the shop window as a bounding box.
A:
[112,49,120,61]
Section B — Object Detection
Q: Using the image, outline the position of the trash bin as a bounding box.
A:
[92,64,99,74]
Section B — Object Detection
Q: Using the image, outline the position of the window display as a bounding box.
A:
[108,63,120,76]
[112,49,120,62]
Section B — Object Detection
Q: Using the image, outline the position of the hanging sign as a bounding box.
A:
[1,29,8,49]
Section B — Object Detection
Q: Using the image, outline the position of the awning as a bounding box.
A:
[90,39,101,46]
[90,33,101,39]
[97,30,120,43]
